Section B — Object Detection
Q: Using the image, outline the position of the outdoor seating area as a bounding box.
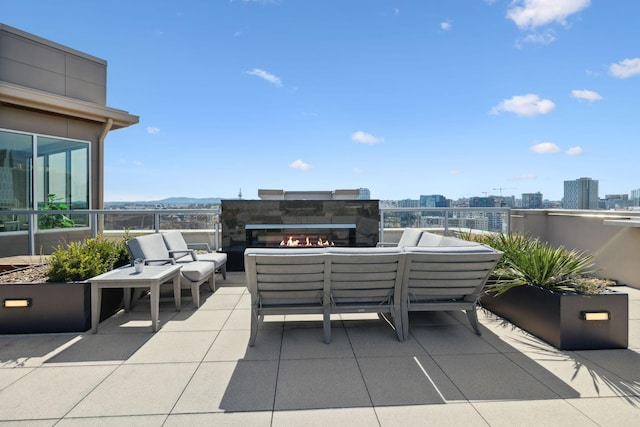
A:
[0,271,638,425]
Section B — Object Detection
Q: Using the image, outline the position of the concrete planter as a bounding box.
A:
[481,284,628,350]
[0,281,122,334]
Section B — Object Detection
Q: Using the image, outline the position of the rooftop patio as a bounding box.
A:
[0,271,638,426]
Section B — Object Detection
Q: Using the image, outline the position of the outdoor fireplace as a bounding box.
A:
[246,223,357,248]
[221,198,379,271]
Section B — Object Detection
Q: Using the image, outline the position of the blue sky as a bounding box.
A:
[3,0,639,201]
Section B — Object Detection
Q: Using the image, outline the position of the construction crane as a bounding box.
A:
[493,187,514,196]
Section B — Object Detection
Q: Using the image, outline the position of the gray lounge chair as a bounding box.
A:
[126,233,215,308]
[162,230,227,280]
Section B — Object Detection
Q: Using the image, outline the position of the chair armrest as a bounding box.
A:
[186,243,212,253]
[168,249,198,261]
[142,258,176,265]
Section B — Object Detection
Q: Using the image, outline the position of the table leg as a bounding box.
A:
[91,283,101,333]
[123,288,132,312]
[173,272,181,311]
[150,283,159,332]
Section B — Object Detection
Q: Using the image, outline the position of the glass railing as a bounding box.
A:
[1,206,508,256]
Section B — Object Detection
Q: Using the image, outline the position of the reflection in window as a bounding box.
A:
[0,129,90,232]
[0,131,32,232]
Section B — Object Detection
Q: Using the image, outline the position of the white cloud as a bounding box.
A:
[132,160,144,166]
[610,58,640,79]
[246,68,282,86]
[351,131,383,144]
[353,167,365,174]
[571,89,603,102]
[449,169,463,176]
[566,146,583,156]
[491,94,556,117]
[440,20,452,31]
[522,29,556,45]
[289,159,312,171]
[146,126,160,135]
[530,142,560,154]
[507,0,591,30]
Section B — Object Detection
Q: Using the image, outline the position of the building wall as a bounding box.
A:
[0,24,107,104]
[512,209,640,289]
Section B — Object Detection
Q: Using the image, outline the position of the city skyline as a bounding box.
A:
[3,1,640,202]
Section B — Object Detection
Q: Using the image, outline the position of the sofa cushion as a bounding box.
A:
[404,244,495,253]
[162,230,193,261]
[127,234,171,265]
[180,261,214,282]
[396,228,423,247]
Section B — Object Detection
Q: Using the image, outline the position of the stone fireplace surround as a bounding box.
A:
[220,199,379,271]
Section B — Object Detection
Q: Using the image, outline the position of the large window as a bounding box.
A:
[0,129,90,232]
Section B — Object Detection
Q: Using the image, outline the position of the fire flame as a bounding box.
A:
[280,235,335,247]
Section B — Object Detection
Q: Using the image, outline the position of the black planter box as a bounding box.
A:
[480,285,628,350]
[0,282,123,334]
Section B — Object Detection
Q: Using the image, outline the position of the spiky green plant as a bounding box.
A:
[462,232,600,295]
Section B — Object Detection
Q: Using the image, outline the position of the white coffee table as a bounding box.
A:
[90,264,182,333]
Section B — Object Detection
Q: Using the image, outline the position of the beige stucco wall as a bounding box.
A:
[512,209,640,289]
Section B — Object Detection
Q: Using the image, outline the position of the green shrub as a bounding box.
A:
[47,234,130,282]
[462,232,603,295]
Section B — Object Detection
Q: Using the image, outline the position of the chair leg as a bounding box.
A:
[208,272,216,292]
[402,304,410,341]
[221,263,227,280]
[466,306,481,335]
[249,307,260,347]
[323,306,331,344]
[191,282,200,308]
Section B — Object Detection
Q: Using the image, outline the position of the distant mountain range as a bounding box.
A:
[105,197,223,206]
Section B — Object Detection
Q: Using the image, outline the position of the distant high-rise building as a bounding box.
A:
[522,192,543,209]
[397,199,420,208]
[604,194,631,210]
[469,197,495,208]
[419,194,449,207]
[631,189,640,207]
[563,177,599,209]
[357,188,371,200]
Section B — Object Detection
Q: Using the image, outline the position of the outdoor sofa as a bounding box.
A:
[244,229,503,344]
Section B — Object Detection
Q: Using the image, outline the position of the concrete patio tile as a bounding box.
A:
[567,396,640,425]
[358,356,462,405]
[346,327,423,357]
[203,329,281,361]
[57,414,166,426]
[67,362,198,417]
[0,365,117,421]
[477,314,559,354]
[272,407,380,427]
[376,403,490,427]
[0,420,56,426]
[281,327,354,359]
[197,292,242,310]
[165,412,272,426]
[505,350,627,398]
[471,399,600,427]
[275,358,371,410]
[44,332,151,365]
[409,324,499,355]
[222,308,251,330]
[408,310,464,327]
[213,285,247,295]
[575,348,640,388]
[432,353,559,401]
[172,360,278,413]
[125,331,217,363]
[95,309,179,334]
[159,307,232,332]
[0,334,82,368]
[629,299,640,320]
[629,320,639,349]
[0,367,34,390]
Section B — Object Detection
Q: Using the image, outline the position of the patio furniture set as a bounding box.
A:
[90,231,227,332]
[245,229,503,345]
